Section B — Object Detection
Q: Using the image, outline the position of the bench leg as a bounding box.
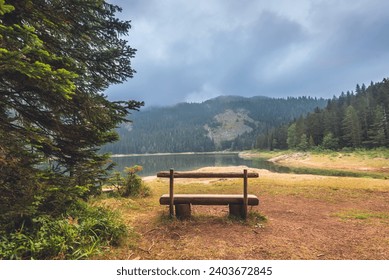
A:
[175,204,191,219]
[229,204,244,219]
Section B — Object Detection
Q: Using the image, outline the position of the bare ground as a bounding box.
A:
[98,166,389,260]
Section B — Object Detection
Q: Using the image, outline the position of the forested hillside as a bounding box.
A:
[256,79,389,150]
[101,96,327,154]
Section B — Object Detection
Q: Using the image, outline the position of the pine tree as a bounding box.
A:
[287,123,298,149]
[342,105,362,148]
[0,0,143,228]
[298,133,309,151]
[367,105,388,147]
[322,132,339,150]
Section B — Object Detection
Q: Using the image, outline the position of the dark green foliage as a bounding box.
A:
[1,0,142,257]
[297,133,309,151]
[107,171,126,192]
[0,201,128,260]
[322,133,339,150]
[259,79,389,150]
[121,173,145,197]
[366,105,388,147]
[342,105,362,147]
[286,123,298,149]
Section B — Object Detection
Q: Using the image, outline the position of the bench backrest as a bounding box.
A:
[157,171,259,178]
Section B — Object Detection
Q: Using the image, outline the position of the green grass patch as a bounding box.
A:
[335,209,389,220]
[283,165,387,179]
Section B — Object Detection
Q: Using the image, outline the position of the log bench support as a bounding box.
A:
[157,169,259,219]
[175,204,191,219]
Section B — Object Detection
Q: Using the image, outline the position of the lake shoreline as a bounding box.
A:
[237,149,389,179]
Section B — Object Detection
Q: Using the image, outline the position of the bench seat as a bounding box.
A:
[159,194,259,206]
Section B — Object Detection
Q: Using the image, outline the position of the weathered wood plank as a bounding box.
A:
[157,171,259,178]
[159,194,259,205]
[243,169,248,219]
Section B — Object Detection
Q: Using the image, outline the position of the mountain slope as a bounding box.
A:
[101,95,327,154]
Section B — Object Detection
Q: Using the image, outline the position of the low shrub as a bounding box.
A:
[0,201,128,260]
[109,165,151,198]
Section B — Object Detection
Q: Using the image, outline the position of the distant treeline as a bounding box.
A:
[101,96,327,154]
[256,79,389,150]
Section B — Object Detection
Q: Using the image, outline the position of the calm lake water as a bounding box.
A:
[110,152,380,178]
[110,152,290,177]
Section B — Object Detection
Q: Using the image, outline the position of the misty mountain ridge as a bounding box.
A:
[101,95,328,154]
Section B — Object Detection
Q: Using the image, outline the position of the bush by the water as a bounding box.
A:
[108,165,151,197]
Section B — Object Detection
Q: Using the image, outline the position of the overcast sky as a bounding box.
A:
[107,0,389,107]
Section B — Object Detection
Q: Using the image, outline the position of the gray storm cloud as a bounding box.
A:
[107,0,389,107]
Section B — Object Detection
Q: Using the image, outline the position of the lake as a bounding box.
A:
[110,152,290,177]
[109,152,380,178]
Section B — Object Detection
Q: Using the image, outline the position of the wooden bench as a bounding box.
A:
[157,169,259,219]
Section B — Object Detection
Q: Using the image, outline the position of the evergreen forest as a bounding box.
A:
[256,79,389,150]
